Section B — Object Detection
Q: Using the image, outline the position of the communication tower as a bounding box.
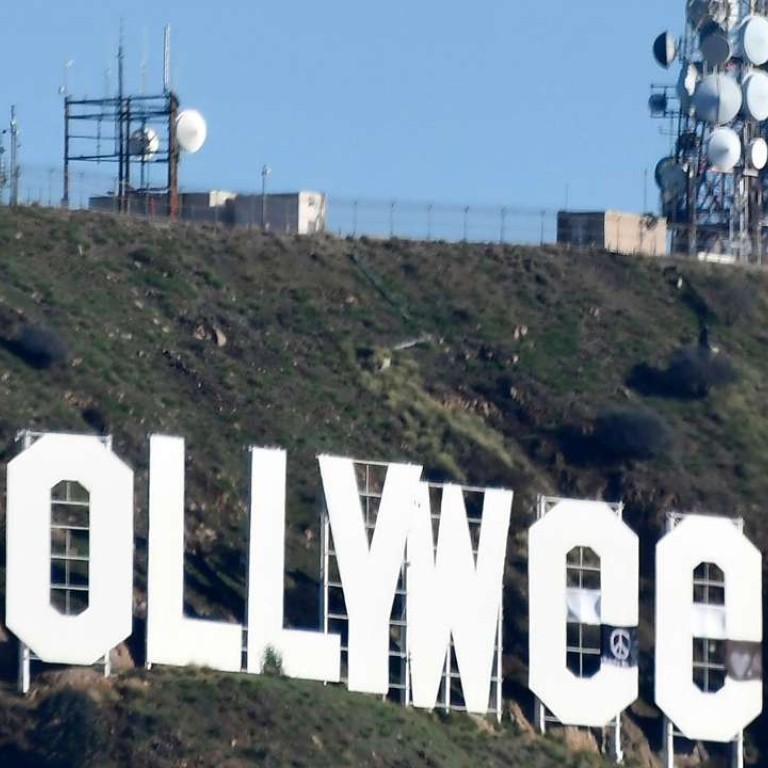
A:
[649,1,768,262]
[62,26,207,218]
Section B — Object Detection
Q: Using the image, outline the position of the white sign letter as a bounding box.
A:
[246,448,340,681]
[528,500,639,727]
[6,434,134,665]
[656,515,762,742]
[319,455,422,695]
[408,484,512,714]
[146,435,242,671]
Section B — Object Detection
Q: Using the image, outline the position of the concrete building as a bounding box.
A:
[557,210,667,257]
[89,190,327,235]
[230,191,327,233]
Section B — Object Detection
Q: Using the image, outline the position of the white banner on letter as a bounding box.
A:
[319,455,422,695]
[528,499,638,727]
[656,515,762,742]
[246,448,340,681]
[146,435,242,672]
[6,434,134,665]
[407,483,512,714]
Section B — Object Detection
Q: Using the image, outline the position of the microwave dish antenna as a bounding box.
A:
[747,138,768,171]
[699,22,731,65]
[655,157,688,200]
[128,127,160,160]
[707,126,741,172]
[686,0,737,29]
[653,32,678,67]
[677,64,699,111]
[739,14,768,65]
[649,0,768,263]
[742,71,768,122]
[176,109,207,153]
[692,74,742,125]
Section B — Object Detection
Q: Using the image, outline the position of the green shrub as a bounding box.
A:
[31,688,108,768]
[262,645,284,676]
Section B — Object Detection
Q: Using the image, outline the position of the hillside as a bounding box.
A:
[0,205,767,765]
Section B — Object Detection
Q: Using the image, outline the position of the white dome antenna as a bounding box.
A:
[176,109,207,153]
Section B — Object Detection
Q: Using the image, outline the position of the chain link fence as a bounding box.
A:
[2,165,692,263]
[3,164,561,245]
[325,197,557,245]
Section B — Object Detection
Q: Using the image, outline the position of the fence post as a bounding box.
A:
[540,210,546,245]
[463,206,469,242]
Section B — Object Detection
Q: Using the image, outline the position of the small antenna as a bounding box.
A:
[163,25,171,94]
[9,105,20,206]
[140,27,149,95]
[118,20,125,102]
[58,59,74,98]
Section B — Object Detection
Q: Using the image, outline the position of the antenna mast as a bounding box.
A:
[9,106,20,206]
[140,28,148,95]
[163,25,171,94]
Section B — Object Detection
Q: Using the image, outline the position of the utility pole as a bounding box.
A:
[261,163,271,230]
[61,60,73,208]
[9,106,20,206]
[0,130,7,204]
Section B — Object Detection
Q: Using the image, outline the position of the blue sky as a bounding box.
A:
[2,0,682,212]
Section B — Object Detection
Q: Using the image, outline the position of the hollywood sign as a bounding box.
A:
[2,432,763,746]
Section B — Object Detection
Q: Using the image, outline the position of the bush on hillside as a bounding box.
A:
[31,688,108,768]
[591,407,673,462]
[3,324,69,370]
[628,345,738,399]
[558,406,672,465]
[262,645,284,676]
[665,346,739,397]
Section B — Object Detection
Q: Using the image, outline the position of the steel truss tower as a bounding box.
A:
[63,34,181,218]
[650,0,768,263]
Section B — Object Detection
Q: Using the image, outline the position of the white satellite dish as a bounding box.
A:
[699,22,731,66]
[747,137,768,170]
[128,127,160,160]
[740,15,768,66]
[176,109,208,153]
[677,64,699,112]
[655,157,688,200]
[707,126,741,172]
[742,71,768,121]
[693,74,742,124]
[653,32,677,68]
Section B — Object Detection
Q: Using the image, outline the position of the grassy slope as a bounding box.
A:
[0,668,611,768]
[0,206,766,764]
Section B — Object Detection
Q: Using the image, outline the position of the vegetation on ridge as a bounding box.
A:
[0,205,765,764]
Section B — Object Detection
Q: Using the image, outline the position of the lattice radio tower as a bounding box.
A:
[62,26,207,218]
[650,1,768,263]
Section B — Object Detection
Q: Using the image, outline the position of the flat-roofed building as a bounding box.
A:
[557,210,667,257]
[89,190,327,235]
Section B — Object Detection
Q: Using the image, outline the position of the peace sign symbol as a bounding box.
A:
[610,629,631,661]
